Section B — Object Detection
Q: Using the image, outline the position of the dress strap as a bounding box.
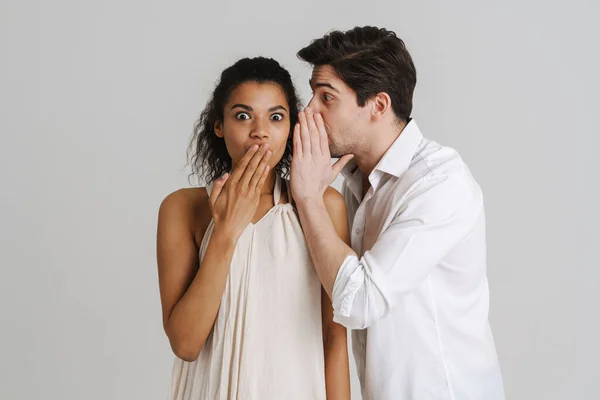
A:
[285,177,292,205]
[273,174,282,205]
[205,182,213,196]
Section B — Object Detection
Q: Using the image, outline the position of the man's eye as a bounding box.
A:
[236,112,251,120]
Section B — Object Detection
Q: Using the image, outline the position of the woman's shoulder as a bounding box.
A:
[323,186,346,210]
[282,179,345,210]
[159,187,213,246]
[160,187,210,214]
[159,187,211,229]
[322,187,349,236]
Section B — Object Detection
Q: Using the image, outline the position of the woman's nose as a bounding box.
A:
[250,119,270,139]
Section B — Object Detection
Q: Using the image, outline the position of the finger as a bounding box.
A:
[249,149,273,191]
[293,123,302,158]
[239,144,269,190]
[298,111,311,156]
[209,173,229,207]
[230,145,259,183]
[332,154,355,177]
[305,109,321,156]
[256,164,270,193]
[314,113,330,157]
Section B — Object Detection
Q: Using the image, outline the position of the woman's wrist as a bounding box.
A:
[211,225,241,249]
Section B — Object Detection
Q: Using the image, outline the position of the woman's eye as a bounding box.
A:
[271,113,284,121]
[236,112,251,120]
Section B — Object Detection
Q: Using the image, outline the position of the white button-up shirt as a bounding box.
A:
[333,120,504,400]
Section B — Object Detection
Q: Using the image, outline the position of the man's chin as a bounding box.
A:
[329,146,342,159]
[330,149,347,159]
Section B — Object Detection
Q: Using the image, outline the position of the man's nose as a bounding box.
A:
[306,97,319,112]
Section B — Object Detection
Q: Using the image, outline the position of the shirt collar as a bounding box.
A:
[372,119,423,179]
[341,119,424,198]
[340,158,362,201]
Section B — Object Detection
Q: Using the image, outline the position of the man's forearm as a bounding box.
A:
[296,197,355,297]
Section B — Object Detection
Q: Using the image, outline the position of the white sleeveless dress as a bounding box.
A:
[169,175,327,400]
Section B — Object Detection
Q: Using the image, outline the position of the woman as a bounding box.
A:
[157,57,351,399]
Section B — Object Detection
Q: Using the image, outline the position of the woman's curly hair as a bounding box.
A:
[188,57,302,184]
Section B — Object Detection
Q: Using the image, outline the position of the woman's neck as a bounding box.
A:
[261,171,277,195]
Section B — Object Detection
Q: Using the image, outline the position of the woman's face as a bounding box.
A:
[215,81,291,171]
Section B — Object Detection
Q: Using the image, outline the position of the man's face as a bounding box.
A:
[307,65,370,158]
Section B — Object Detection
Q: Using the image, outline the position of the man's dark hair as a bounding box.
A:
[298,26,416,122]
[188,57,301,184]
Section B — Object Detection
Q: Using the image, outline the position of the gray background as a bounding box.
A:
[1,0,598,399]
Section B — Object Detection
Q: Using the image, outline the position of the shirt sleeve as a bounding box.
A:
[331,172,484,329]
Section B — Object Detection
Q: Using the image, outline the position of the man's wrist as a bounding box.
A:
[294,193,326,211]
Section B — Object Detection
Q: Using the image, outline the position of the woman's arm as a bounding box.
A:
[157,189,237,361]
[321,187,351,399]
[157,145,271,361]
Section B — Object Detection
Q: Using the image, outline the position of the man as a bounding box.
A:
[289,26,505,400]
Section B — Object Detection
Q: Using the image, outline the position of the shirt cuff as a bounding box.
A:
[332,255,364,321]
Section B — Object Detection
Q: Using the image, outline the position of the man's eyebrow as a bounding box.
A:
[309,79,340,93]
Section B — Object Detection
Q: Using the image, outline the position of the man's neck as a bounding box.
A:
[354,119,408,178]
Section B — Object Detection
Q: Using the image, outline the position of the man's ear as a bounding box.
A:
[214,121,224,138]
[371,92,392,121]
